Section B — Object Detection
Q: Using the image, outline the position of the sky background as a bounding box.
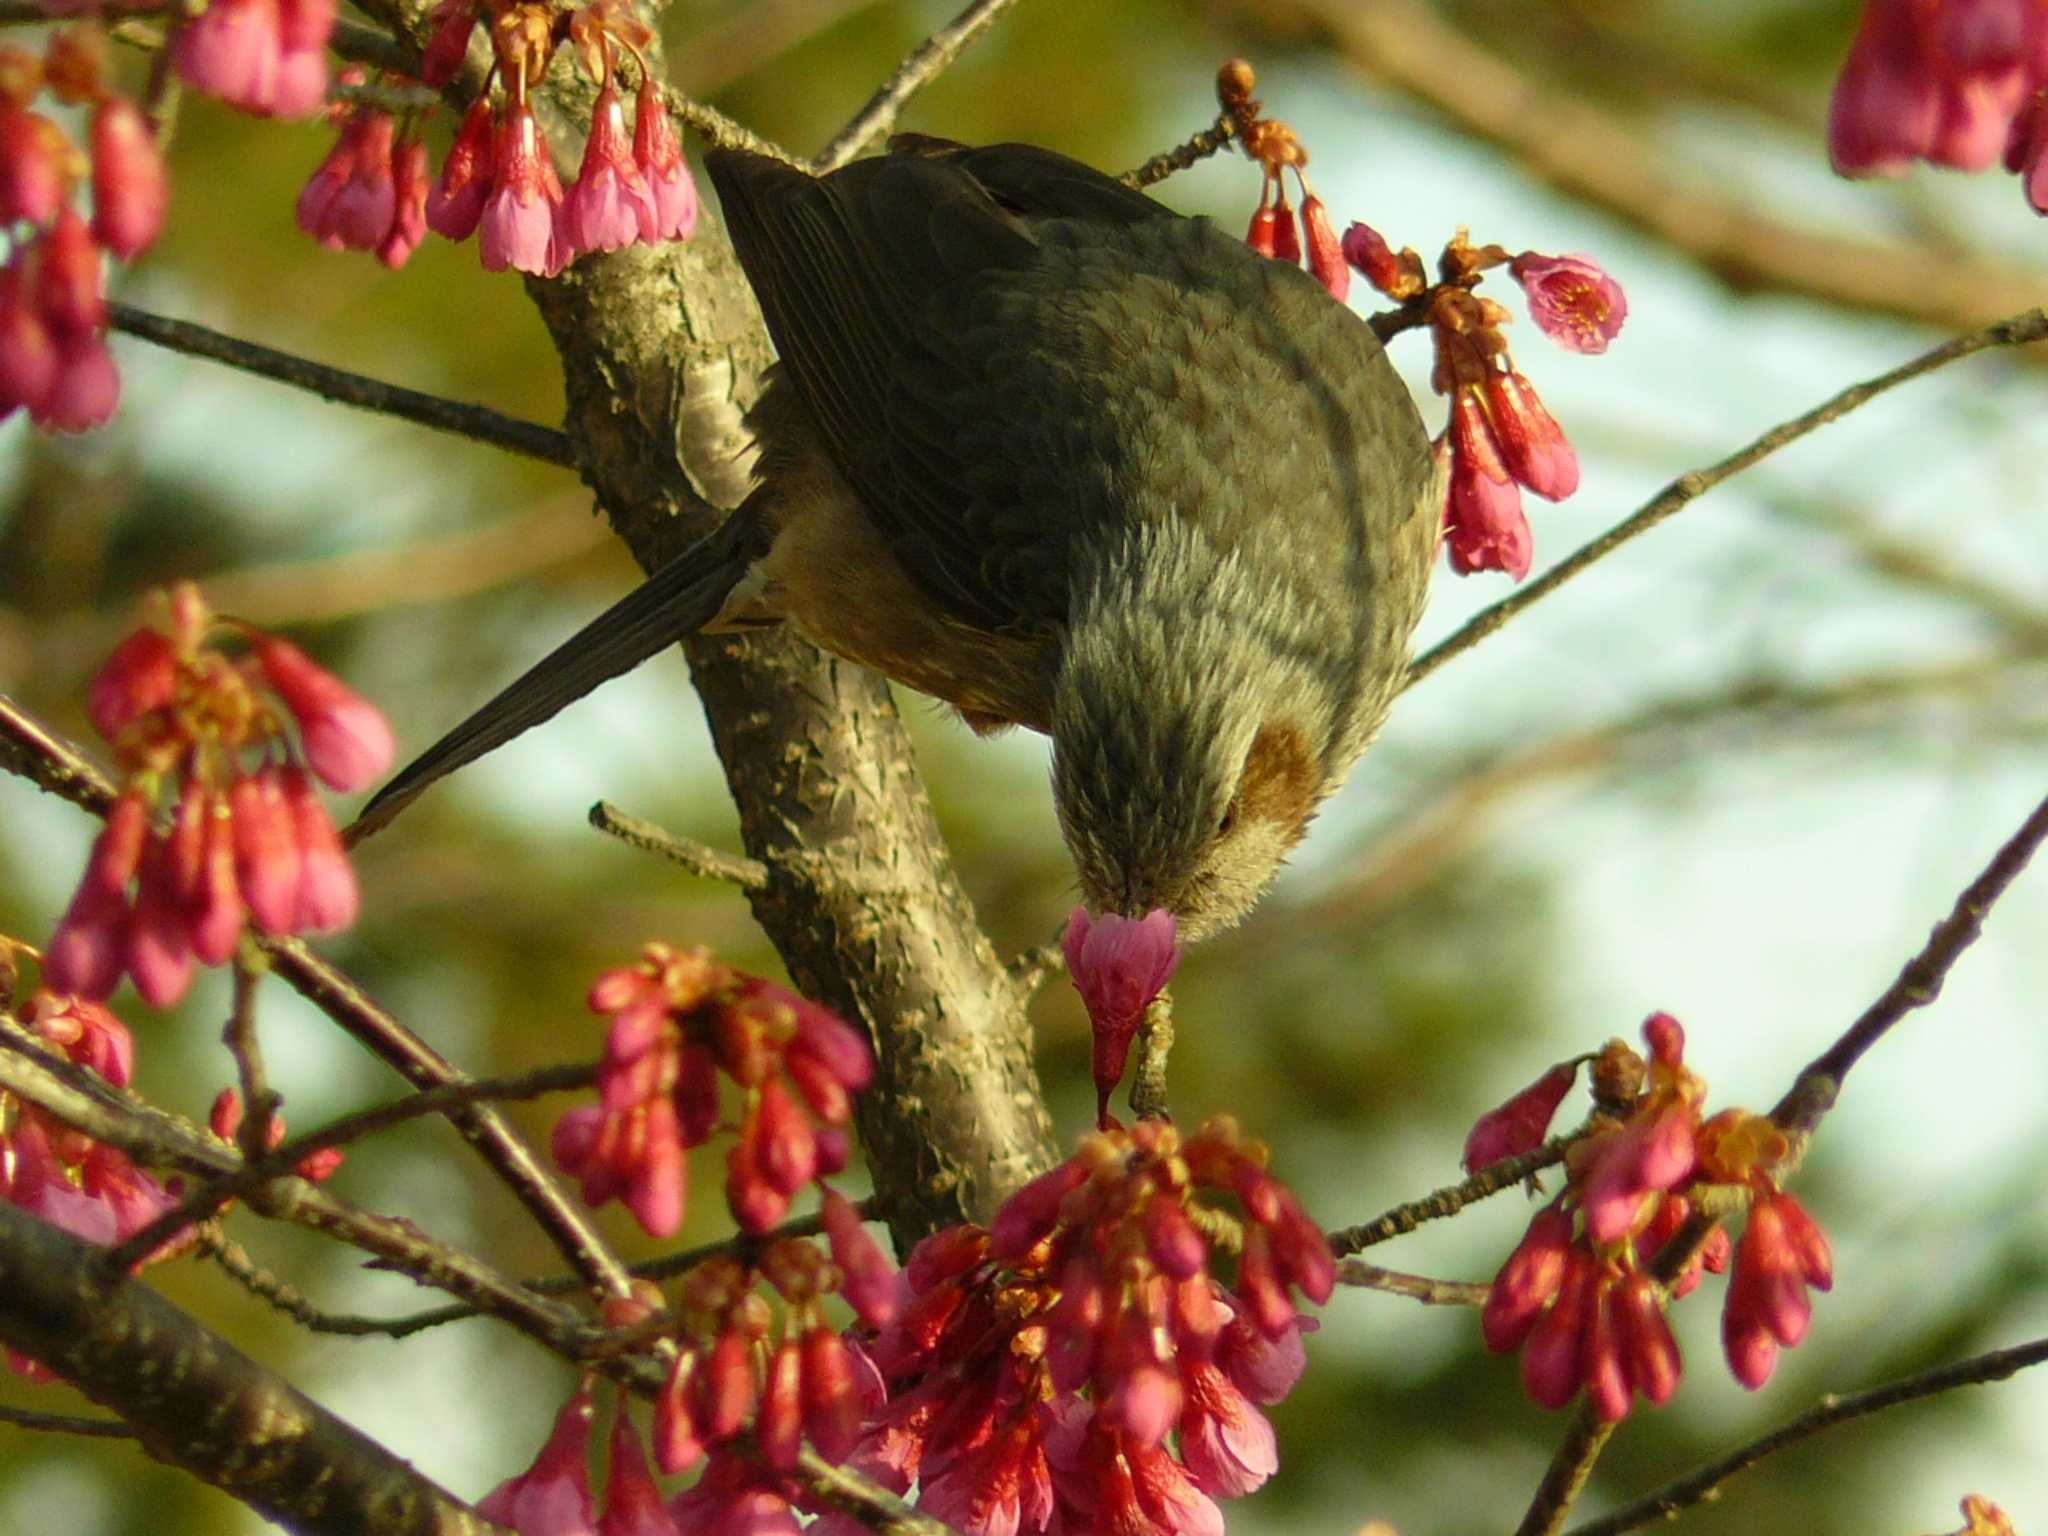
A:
[1,1,2045,1533]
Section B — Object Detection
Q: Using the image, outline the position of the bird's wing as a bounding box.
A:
[707,143,1174,636]
[347,510,762,843]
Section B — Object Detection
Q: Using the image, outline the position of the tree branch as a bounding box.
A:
[0,1201,508,1536]
[813,0,1023,171]
[107,301,575,468]
[589,800,769,889]
[1327,1133,1575,1255]
[1405,308,2048,692]
[1771,787,2048,1137]
[1564,1336,2048,1536]
[1334,1259,1489,1307]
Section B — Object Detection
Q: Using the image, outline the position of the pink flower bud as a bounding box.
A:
[822,1187,897,1328]
[1442,404,1532,581]
[1828,0,1941,176]
[44,792,148,999]
[37,209,107,339]
[417,0,477,87]
[565,82,652,256]
[1299,194,1349,302]
[1143,1193,1208,1280]
[1482,1205,1573,1353]
[126,838,195,1006]
[428,98,495,241]
[1520,1250,1595,1409]
[476,1388,598,1535]
[1614,1271,1681,1407]
[230,769,303,936]
[990,1157,1088,1261]
[187,794,247,965]
[378,136,429,270]
[89,99,168,260]
[1245,203,1280,258]
[34,331,120,434]
[1509,251,1627,354]
[724,1125,790,1234]
[282,765,359,932]
[1463,1061,1576,1172]
[749,1077,818,1196]
[172,0,285,115]
[1579,1275,1632,1423]
[698,1329,757,1443]
[254,637,394,792]
[1480,370,1578,501]
[600,1412,676,1536]
[1064,905,1179,1119]
[655,1350,706,1474]
[0,105,64,227]
[1340,220,1408,295]
[624,1097,684,1237]
[1269,194,1301,264]
[632,76,696,243]
[800,1327,862,1464]
[0,264,59,420]
[481,103,564,276]
[87,627,177,742]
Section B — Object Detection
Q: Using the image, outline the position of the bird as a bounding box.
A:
[351,137,1441,940]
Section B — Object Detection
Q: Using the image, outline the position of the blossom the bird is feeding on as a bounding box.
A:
[1063,906,1180,1123]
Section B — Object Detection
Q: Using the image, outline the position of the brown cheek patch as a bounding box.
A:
[1238,721,1319,847]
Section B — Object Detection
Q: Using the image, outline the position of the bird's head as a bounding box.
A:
[1048,527,1346,941]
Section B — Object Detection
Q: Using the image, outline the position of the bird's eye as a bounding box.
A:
[1218,803,1238,836]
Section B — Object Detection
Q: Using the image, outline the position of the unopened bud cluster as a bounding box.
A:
[44,582,392,1007]
[1473,1014,1835,1422]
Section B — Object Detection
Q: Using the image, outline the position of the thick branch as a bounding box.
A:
[0,1201,505,1536]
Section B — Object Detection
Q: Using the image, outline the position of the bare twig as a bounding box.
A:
[1334,1259,1489,1307]
[1772,787,2048,1137]
[1120,114,1238,190]
[1327,1133,1575,1255]
[1405,308,2048,691]
[1565,1335,2048,1536]
[0,1405,133,1438]
[106,301,576,468]
[224,951,279,1164]
[813,0,1022,171]
[1516,1403,1617,1536]
[589,800,769,889]
[106,1063,597,1278]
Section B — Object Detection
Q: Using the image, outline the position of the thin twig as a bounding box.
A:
[0,1404,133,1438]
[106,301,577,468]
[1326,1133,1576,1255]
[1126,993,1173,1121]
[1004,940,1064,1001]
[1334,1259,1489,1307]
[223,950,277,1165]
[813,0,1022,171]
[1565,1335,2048,1536]
[589,800,769,889]
[106,1063,597,1277]
[1771,788,2048,1137]
[1405,308,2048,692]
[1119,114,1238,189]
[1516,1403,1617,1536]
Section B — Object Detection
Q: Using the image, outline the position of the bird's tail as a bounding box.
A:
[346,509,764,844]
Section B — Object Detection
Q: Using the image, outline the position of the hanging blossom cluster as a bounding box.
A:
[1212,60,1624,584]
[482,951,895,1536]
[304,0,699,278]
[1,24,168,432]
[1829,0,2048,212]
[44,582,394,1007]
[808,1117,1331,1536]
[0,988,176,1283]
[551,943,876,1239]
[1473,1013,1835,1424]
